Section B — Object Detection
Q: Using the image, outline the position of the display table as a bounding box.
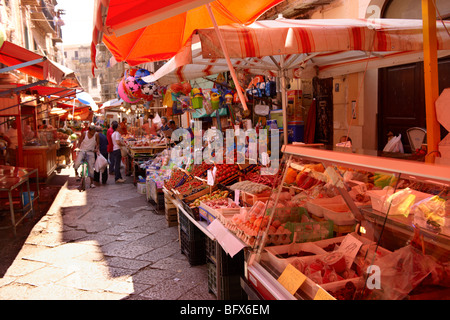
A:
[0,165,39,236]
[22,145,57,179]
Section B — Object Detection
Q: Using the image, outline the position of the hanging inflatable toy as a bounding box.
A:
[135,69,151,85]
[118,79,139,103]
[124,76,141,96]
[137,82,158,101]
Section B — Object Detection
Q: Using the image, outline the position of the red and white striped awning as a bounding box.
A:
[144,18,450,85]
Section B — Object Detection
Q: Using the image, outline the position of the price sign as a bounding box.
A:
[337,234,363,269]
[314,287,336,300]
[234,190,240,205]
[277,264,307,295]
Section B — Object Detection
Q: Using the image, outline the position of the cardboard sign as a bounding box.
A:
[337,234,363,269]
[277,264,307,295]
[314,287,336,300]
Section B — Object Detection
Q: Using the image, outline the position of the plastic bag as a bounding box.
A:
[95,152,108,173]
[382,188,416,217]
[372,245,444,300]
[412,196,446,232]
[383,134,404,153]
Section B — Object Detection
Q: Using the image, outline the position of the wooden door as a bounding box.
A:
[378,57,450,153]
[313,77,333,145]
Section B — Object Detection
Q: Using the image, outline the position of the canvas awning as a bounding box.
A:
[144,18,450,84]
[0,41,81,88]
[91,0,284,69]
[142,18,450,144]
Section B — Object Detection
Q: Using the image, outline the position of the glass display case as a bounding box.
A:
[244,145,450,300]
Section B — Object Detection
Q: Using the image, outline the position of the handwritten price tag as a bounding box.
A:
[314,287,336,300]
[277,264,306,295]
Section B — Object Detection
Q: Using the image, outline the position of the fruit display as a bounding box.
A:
[175,179,203,194]
[214,164,240,184]
[190,162,212,178]
[245,171,277,188]
[189,190,230,209]
[229,180,271,194]
[164,169,187,190]
[202,198,239,209]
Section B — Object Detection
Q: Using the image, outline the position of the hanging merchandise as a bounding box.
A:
[191,88,204,109]
[203,97,213,115]
[170,82,183,93]
[124,75,142,98]
[137,82,157,101]
[210,92,220,110]
[224,90,234,105]
[118,79,139,103]
[265,78,277,97]
[163,88,174,109]
[181,82,192,96]
[134,68,151,85]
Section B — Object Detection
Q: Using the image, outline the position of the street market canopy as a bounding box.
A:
[0,40,81,88]
[143,18,450,85]
[91,0,284,69]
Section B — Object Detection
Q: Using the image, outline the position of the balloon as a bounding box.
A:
[118,79,139,103]
[125,76,141,95]
[135,69,151,85]
[181,82,192,95]
[170,83,183,93]
[136,82,157,101]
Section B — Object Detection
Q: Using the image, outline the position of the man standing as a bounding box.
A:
[107,121,117,175]
[119,118,128,135]
[111,122,125,183]
[74,124,99,189]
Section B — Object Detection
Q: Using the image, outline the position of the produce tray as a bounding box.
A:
[263,242,327,273]
[284,219,334,243]
[306,196,347,218]
[181,200,200,220]
[366,189,431,214]
[241,191,270,206]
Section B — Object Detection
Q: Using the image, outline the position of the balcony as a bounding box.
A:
[30,0,56,34]
[21,0,40,5]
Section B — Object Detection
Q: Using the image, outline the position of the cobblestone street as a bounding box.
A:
[0,168,215,300]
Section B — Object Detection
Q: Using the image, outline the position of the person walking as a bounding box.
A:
[74,124,99,189]
[107,121,117,175]
[111,122,125,183]
[93,126,109,185]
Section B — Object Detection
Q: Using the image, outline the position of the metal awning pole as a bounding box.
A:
[0,57,46,74]
[205,3,249,114]
[422,0,441,163]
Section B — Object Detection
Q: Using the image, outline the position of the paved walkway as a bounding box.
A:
[0,167,216,300]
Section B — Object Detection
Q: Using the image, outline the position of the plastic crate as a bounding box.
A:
[265,206,308,223]
[284,219,334,243]
[205,237,217,264]
[179,211,203,241]
[207,262,247,300]
[180,228,206,266]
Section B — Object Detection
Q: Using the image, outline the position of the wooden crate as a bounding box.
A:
[164,194,177,209]
[166,206,178,227]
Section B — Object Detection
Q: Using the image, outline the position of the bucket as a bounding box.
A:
[211,93,220,110]
[22,191,35,206]
[288,121,304,143]
[192,96,203,109]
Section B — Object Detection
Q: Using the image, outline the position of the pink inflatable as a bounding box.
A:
[118,79,139,103]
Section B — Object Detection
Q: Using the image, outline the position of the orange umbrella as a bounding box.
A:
[91,0,284,68]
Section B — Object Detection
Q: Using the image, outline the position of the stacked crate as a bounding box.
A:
[179,212,206,266]
[206,237,247,300]
[164,193,178,227]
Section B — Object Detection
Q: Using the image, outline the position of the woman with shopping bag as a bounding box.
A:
[94,126,109,185]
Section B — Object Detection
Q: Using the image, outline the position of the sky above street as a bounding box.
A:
[56,0,94,45]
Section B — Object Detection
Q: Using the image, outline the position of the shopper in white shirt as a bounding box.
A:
[74,124,99,188]
[111,122,125,183]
